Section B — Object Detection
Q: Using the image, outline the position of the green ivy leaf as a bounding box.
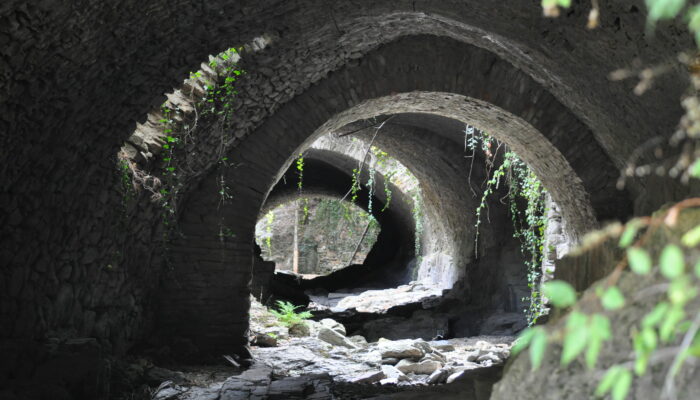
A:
[645,0,687,23]
[601,286,626,310]
[660,305,686,342]
[635,349,650,376]
[681,225,700,247]
[689,159,700,178]
[640,327,658,350]
[627,247,652,275]
[668,276,695,305]
[585,337,602,370]
[619,219,644,248]
[561,312,589,366]
[660,244,685,279]
[530,328,548,370]
[612,368,633,400]
[695,259,700,279]
[586,314,612,369]
[642,302,670,328]
[543,280,577,308]
[596,366,623,397]
[591,314,612,340]
[689,336,700,357]
[512,327,536,355]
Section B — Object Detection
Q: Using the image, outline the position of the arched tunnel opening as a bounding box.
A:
[3,2,700,400]
[239,114,572,387]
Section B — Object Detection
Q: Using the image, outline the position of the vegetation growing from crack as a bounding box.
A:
[468,128,548,326]
[116,46,245,249]
[269,300,313,327]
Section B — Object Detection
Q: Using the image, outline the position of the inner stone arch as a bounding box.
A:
[301,92,598,240]
[155,81,608,360]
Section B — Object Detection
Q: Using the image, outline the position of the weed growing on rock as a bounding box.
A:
[269,300,313,327]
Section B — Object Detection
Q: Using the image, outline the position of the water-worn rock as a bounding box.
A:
[380,365,407,381]
[395,359,442,375]
[420,352,446,364]
[377,339,425,360]
[348,335,368,347]
[430,341,455,352]
[477,352,502,364]
[319,319,346,336]
[446,370,466,384]
[348,370,385,384]
[317,327,358,349]
[252,333,277,347]
[288,322,310,337]
[427,368,450,384]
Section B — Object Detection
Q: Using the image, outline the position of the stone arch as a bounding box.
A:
[260,149,417,289]
[3,1,692,375]
[153,36,640,360]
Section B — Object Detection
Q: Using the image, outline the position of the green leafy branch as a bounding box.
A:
[513,199,700,400]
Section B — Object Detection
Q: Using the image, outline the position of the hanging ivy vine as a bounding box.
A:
[468,127,548,325]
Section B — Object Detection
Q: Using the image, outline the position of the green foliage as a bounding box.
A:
[643,0,700,47]
[296,154,305,192]
[541,0,571,17]
[660,244,685,279]
[529,327,548,370]
[381,170,395,212]
[512,326,548,370]
[268,300,313,327]
[542,280,576,308]
[596,366,632,400]
[627,247,652,275]
[514,206,700,399]
[117,158,134,204]
[682,225,700,247]
[264,210,274,256]
[601,286,626,311]
[561,311,588,365]
[646,0,686,25]
[469,132,548,325]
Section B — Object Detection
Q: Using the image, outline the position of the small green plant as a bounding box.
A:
[269,300,313,327]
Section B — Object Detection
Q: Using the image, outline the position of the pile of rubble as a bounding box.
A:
[149,300,514,399]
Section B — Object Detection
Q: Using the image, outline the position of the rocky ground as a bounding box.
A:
[145,298,514,399]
